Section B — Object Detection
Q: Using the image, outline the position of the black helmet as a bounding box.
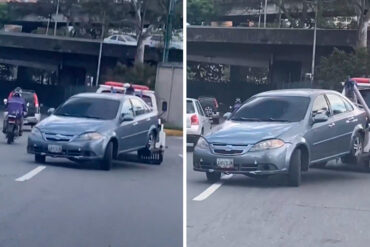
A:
[13,87,22,97]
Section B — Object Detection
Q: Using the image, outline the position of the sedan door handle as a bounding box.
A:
[346,117,358,123]
[328,123,336,127]
[133,122,138,126]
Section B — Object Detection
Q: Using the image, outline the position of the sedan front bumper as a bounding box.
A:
[27,135,107,161]
[193,144,293,176]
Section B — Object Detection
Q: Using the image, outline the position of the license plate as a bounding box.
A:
[48,145,62,153]
[217,158,234,168]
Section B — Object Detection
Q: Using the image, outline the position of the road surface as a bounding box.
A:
[0,121,183,247]
[187,150,370,247]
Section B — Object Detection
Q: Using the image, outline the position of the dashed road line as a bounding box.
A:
[192,174,233,201]
[15,166,46,182]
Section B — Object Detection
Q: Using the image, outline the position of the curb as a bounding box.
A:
[164,129,183,137]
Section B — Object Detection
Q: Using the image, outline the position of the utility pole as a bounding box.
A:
[258,0,262,27]
[96,11,106,86]
[53,0,60,36]
[163,0,176,63]
[311,0,318,87]
[264,0,268,28]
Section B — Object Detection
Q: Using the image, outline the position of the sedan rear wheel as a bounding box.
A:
[341,132,364,165]
[35,154,46,164]
[288,149,301,187]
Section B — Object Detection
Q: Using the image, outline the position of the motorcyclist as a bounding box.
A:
[3,88,27,136]
[233,98,242,112]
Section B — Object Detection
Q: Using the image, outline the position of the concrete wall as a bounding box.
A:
[155,63,183,129]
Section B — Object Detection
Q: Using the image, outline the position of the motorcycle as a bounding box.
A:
[5,114,19,144]
[3,100,28,144]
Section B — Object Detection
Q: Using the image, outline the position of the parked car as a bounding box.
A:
[27,93,160,170]
[193,89,367,186]
[5,89,41,127]
[144,35,164,48]
[198,96,220,124]
[104,34,137,46]
[187,98,212,145]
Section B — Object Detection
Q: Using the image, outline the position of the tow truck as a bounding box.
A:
[97,81,167,165]
[342,77,370,170]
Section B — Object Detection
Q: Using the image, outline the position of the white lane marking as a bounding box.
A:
[179,154,183,158]
[193,174,233,201]
[15,166,46,182]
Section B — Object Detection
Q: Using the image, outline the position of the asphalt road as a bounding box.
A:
[0,120,183,247]
[187,150,370,247]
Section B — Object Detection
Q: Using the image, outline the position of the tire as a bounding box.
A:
[35,154,46,163]
[341,132,364,165]
[101,142,113,171]
[206,171,221,183]
[288,149,302,187]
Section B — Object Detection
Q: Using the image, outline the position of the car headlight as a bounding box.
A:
[31,127,42,138]
[78,132,104,141]
[250,139,285,152]
[195,137,210,150]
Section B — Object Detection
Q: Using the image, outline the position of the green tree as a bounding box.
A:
[187,0,217,25]
[317,48,370,89]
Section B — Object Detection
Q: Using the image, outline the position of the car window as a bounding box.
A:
[232,96,310,122]
[125,36,136,42]
[187,100,195,114]
[360,90,370,107]
[196,101,205,116]
[312,95,330,117]
[118,36,126,42]
[342,97,354,111]
[111,36,117,40]
[131,98,148,116]
[120,99,134,116]
[54,97,120,120]
[327,94,348,115]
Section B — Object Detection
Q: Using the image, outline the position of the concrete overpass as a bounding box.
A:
[187,26,361,85]
[0,32,182,85]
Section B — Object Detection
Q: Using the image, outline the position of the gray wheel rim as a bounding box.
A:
[353,136,362,157]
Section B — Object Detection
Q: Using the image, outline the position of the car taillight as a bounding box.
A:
[34,94,39,108]
[214,99,218,109]
[191,114,199,125]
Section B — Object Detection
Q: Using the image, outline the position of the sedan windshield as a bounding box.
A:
[55,97,120,120]
[231,96,310,122]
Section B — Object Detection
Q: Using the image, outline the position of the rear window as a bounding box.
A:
[232,96,310,122]
[187,100,195,114]
[22,92,35,104]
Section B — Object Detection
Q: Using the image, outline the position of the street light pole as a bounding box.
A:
[96,11,106,86]
[311,1,318,87]
[264,0,268,28]
[53,0,60,36]
[163,0,175,63]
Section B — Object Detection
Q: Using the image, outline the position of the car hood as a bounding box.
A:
[205,120,298,145]
[37,115,113,135]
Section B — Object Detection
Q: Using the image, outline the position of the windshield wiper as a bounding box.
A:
[81,115,102,120]
[263,118,291,122]
[231,117,263,121]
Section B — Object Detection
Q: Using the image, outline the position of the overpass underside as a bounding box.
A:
[187,42,350,86]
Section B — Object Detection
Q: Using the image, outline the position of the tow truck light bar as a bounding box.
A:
[104,81,150,91]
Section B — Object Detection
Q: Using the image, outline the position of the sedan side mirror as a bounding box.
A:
[162,101,168,112]
[223,112,232,120]
[312,113,329,124]
[3,98,7,105]
[121,112,134,122]
[47,108,55,115]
